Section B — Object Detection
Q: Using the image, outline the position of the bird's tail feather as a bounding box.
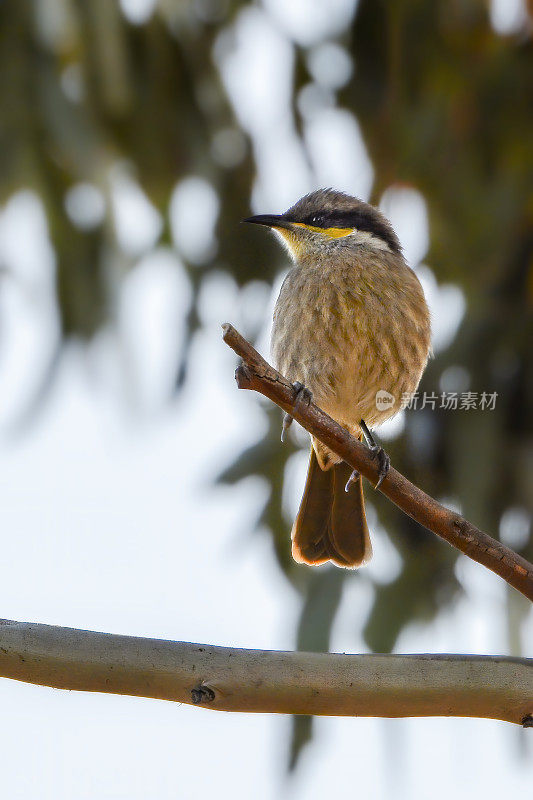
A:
[291,446,372,568]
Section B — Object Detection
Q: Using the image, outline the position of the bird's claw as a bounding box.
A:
[281,413,293,442]
[371,445,390,489]
[359,418,390,490]
[281,383,312,442]
[344,469,360,493]
[291,381,313,411]
[281,383,312,441]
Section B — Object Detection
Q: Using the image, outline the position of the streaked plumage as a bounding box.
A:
[245,189,431,568]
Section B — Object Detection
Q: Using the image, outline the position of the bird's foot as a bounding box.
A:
[370,445,390,489]
[280,383,312,442]
[291,381,313,410]
[344,469,360,493]
[360,418,390,489]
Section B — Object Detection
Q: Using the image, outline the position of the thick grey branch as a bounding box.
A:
[222,323,533,603]
[0,620,531,724]
[0,326,530,724]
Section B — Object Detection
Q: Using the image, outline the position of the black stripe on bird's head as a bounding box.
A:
[283,189,402,253]
[243,189,401,255]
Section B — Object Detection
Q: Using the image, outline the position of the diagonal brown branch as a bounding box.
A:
[222,323,533,603]
[0,620,531,724]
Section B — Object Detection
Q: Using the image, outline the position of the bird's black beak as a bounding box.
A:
[242,214,294,231]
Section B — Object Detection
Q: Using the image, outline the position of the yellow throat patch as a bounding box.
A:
[273,222,356,257]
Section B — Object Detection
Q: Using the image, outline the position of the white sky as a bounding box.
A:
[0,325,531,799]
[0,0,531,797]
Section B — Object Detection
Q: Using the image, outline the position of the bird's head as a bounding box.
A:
[243,189,401,262]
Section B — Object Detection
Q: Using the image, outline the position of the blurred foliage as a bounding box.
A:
[1,0,532,770]
[348,0,533,648]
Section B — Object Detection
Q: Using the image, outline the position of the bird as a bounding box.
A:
[243,189,431,569]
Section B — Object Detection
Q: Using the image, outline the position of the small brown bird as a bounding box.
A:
[244,189,431,568]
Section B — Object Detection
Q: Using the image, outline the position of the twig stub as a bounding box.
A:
[235,363,253,388]
[191,684,216,704]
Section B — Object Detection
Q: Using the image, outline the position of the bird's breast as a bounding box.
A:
[270,256,431,429]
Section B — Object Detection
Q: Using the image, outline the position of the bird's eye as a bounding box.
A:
[310,215,323,226]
